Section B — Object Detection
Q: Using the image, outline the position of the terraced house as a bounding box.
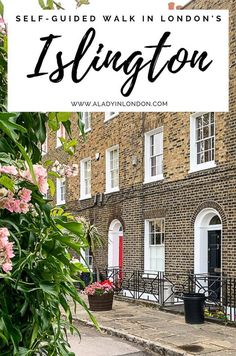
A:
[43,0,235,305]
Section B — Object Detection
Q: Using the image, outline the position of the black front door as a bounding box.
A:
[208,230,221,300]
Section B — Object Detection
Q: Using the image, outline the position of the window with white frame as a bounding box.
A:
[81,248,93,269]
[144,127,163,183]
[104,112,119,121]
[144,219,165,272]
[56,178,66,205]
[42,136,47,156]
[190,112,215,172]
[80,158,91,199]
[56,124,66,147]
[82,112,91,132]
[106,145,119,193]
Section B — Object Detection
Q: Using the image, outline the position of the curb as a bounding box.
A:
[75,318,191,356]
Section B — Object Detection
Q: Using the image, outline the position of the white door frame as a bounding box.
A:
[108,219,123,269]
[194,208,222,275]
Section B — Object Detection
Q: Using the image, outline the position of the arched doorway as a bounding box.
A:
[194,208,222,275]
[108,219,123,270]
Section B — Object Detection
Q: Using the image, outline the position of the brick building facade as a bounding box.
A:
[44,0,236,278]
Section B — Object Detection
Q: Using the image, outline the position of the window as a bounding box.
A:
[190,112,216,172]
[144,127,163,183]
[56,124,66,147]
[42,136,47,156]
[144,219,165,272]
[81,248,93,269]
[80,158,91,200]
[104,112,119,121]
[209,215,221,225]
[56,178,66,205]
[82,112,91,132]
[106,145,119,193]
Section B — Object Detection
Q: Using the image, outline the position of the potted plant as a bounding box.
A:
[168,2,175,10]
[84,279,114,311]
[77,217,105,284]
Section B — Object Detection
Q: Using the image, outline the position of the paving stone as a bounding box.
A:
[177,342,227,355]
[72,297,236,355]
[203,351,236,356]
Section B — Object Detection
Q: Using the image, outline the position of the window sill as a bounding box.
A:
[79,127,92,136]
[104,114,119,122]
[105,188,119,195]
[56,201,65,206]
[143,174,164,184]
[189,162,216,174]
[84,128,91,134]
[142,272,164,279]
[79,195,92,201]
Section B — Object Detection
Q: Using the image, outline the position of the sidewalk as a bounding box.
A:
[73,296,236,356]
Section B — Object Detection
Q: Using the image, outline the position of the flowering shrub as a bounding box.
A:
[0,164,49,216]
[0,15,6,35]
[84,280,114,296]
[0,227,14,272]
[0,2,99,354]
[52,160,79,178]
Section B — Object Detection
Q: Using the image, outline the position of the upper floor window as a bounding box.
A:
[190,112,216,172]
[144,219,165,272]
[56,178,66,205]
[106,145,119,193]
[56,124,66,148]
[81,112,91,132]
[104,112,119,122]
[42,136,47,156]
[80,158,91,200]
[144,127,163,183]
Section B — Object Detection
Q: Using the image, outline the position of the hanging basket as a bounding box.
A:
[88,292,114,311]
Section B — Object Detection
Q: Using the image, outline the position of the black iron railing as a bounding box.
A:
[103,268,236,322]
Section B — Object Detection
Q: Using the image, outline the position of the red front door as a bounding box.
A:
[119,235,123,280]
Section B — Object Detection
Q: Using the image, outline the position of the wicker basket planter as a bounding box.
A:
[88,293,114,311]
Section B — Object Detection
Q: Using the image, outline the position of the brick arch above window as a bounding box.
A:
[191,201,227,228]
[107,215,126,232]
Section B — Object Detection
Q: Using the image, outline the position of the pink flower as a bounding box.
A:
[4,199,19,213]
[18,188,32,203]
[33,165,47,181]
[0,228,10,239]
[0,237,8,249]
[5,242,15,259]
[64,166,73,177]
[19,201,29,214]
[84,280,114,296]
[0,227,14,273]
[38,176,48,195]
[0,166,18,176]
[2,262,13,273]
[23,165,48,195]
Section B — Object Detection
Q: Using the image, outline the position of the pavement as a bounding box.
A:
[69,324,157,356]
[70,296,236,356]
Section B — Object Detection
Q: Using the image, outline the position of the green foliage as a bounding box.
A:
[37,0,90,10]
[0,33,7,111]
[0,0,4,16]
[0,2,98,354]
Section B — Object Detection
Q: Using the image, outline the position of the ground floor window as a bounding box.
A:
[144,218,165,272]
[81,248,93,270]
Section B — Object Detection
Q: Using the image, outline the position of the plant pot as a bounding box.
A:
[183,293,206,324]
[88,293,114,311]
[168,2,175,10]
